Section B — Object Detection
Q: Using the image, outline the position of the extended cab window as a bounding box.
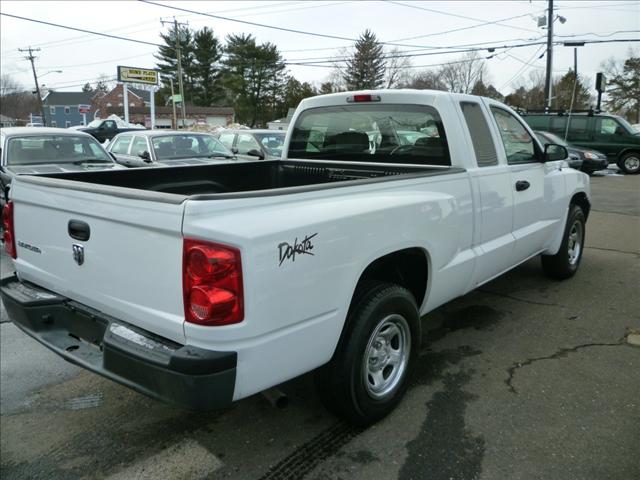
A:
[491,107,536,164]
[460,102,497,167]
[289,104,450,166]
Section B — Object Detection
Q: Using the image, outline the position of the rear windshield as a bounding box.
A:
[6,135,112,165]
[151,134,230,160]
[289,104,450,166]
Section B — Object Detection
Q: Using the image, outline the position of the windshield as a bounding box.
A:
[536,131,568,147]
[151,134,231,160]
[289,104,450,166]
[255,132,285,157]
[6,135,113,165]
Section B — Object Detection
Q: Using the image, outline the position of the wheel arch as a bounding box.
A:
[570,191,591,220]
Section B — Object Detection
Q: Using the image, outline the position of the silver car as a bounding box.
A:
[107,130,236,168]
[0,127,124,208]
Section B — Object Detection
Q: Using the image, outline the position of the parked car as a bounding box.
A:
[534,130,608,174]
[214,129,286,161]
[0,127,124,208]
[76,118,145,143]
[521,111,640,174]
[107,130,236,168]
[1,90,589,426]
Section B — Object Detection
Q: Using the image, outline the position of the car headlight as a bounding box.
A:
[583,151,598,159]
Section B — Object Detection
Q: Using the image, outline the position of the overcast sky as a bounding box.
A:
[1,0,638,96]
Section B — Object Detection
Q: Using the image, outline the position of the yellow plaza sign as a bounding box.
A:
[117,66,159,85]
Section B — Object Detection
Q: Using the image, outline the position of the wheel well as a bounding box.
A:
[618,149,640,161]
[571,192,591,220]
[354,248,428,309]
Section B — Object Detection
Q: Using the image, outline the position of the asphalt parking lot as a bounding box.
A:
[1,168,638,480]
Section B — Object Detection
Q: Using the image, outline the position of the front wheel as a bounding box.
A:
[541,205,586,279]
[617,152,640,175]
[315,282,420,426]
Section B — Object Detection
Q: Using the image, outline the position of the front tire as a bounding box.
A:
[315,282,420,426]
[617,152,640,175]
[541,205,586,279]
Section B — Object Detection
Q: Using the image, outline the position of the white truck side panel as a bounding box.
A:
[181,172,474,399]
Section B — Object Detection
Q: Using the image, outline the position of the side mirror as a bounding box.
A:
[544,143,568,162]
[139,151,152,162]
[247,148,265,160]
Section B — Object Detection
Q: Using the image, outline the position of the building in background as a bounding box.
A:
[267,108,296,131]
[0,114,17,127]
[104,106,235,129]
[43,91,94,127]
[91,84,152,120]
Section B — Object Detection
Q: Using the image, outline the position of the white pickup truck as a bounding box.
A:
[1,90,590,425]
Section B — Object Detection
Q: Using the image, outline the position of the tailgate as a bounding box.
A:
[9,177,187,344]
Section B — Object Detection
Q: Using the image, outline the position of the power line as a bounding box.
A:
[386,1,541,34]
[0,12,163,48]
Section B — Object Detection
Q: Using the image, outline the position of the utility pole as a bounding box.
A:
[19,47,46,126]
[161,17,188,129]
[544,0,554,109]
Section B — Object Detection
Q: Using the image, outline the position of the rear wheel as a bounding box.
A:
[617,152,640,175]
[315,282,420,426]
[541,205,586,279]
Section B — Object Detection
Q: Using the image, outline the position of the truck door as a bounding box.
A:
[457,100,516,285]
[487,103,566,262]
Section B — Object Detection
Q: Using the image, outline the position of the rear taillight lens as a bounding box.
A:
[2,201,16,259]
[183,238,243,326]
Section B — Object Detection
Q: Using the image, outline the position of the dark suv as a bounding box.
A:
[521,111,640,174]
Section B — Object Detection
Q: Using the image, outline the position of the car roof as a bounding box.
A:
[0,127,94,138]
[219,129,285,135]
[113,130,217,138]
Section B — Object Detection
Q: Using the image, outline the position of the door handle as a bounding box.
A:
[515,180,530,192]
[68,220,90,241]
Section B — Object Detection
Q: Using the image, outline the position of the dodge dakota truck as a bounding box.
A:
[1,90,590,425]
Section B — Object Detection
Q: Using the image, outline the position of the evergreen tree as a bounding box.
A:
[604,54,640,122]
[553,70,591,110]
[82,82,94,93]
[192,27,224,106]
[155,26,196,105]
[343,30,386,90]
[221,34,286,126]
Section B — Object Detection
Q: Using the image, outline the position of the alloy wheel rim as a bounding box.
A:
[568,220,583,266]
[363,314,410,399]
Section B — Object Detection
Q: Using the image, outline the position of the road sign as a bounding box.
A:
[78,104,91,113]
[117,66,159,85]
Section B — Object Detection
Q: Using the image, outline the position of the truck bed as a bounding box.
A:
[17,160,464,202]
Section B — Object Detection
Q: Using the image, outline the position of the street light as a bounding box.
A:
[39,69,63,78]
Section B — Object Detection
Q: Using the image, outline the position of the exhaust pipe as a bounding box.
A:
[261,387,289,409]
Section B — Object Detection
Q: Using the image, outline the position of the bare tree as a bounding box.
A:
[439,52,487,94]
[385,48,412,88]
[402,70,446,90]
[0,74,39,123]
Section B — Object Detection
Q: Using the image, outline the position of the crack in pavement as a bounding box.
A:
[478,289,566,308]
[585,246,640,256]
[505,341,626,394]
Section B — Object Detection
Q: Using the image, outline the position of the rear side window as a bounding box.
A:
[130,136,148,157]
[289,104,450,166]
[218,133,235,149]
[110,135,132,154]
[460,102,497,167]
[568,117,588,133]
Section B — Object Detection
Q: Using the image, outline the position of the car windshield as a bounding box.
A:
[6,135,113,165]
[289,104,450,166]
[151,134,232,160]
[254,132,286,156]
[536,131,568,147]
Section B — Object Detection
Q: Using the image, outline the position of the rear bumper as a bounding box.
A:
[0,275,236,411]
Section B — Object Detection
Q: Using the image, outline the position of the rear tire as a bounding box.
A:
[541,205,586,279]
[617,152,640,175]
[315,282,420,426]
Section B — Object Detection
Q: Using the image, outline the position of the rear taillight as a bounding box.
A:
[183,238,243,326]
[2,201,16,259]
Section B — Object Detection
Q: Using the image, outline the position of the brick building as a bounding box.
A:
[91,84,151,119]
